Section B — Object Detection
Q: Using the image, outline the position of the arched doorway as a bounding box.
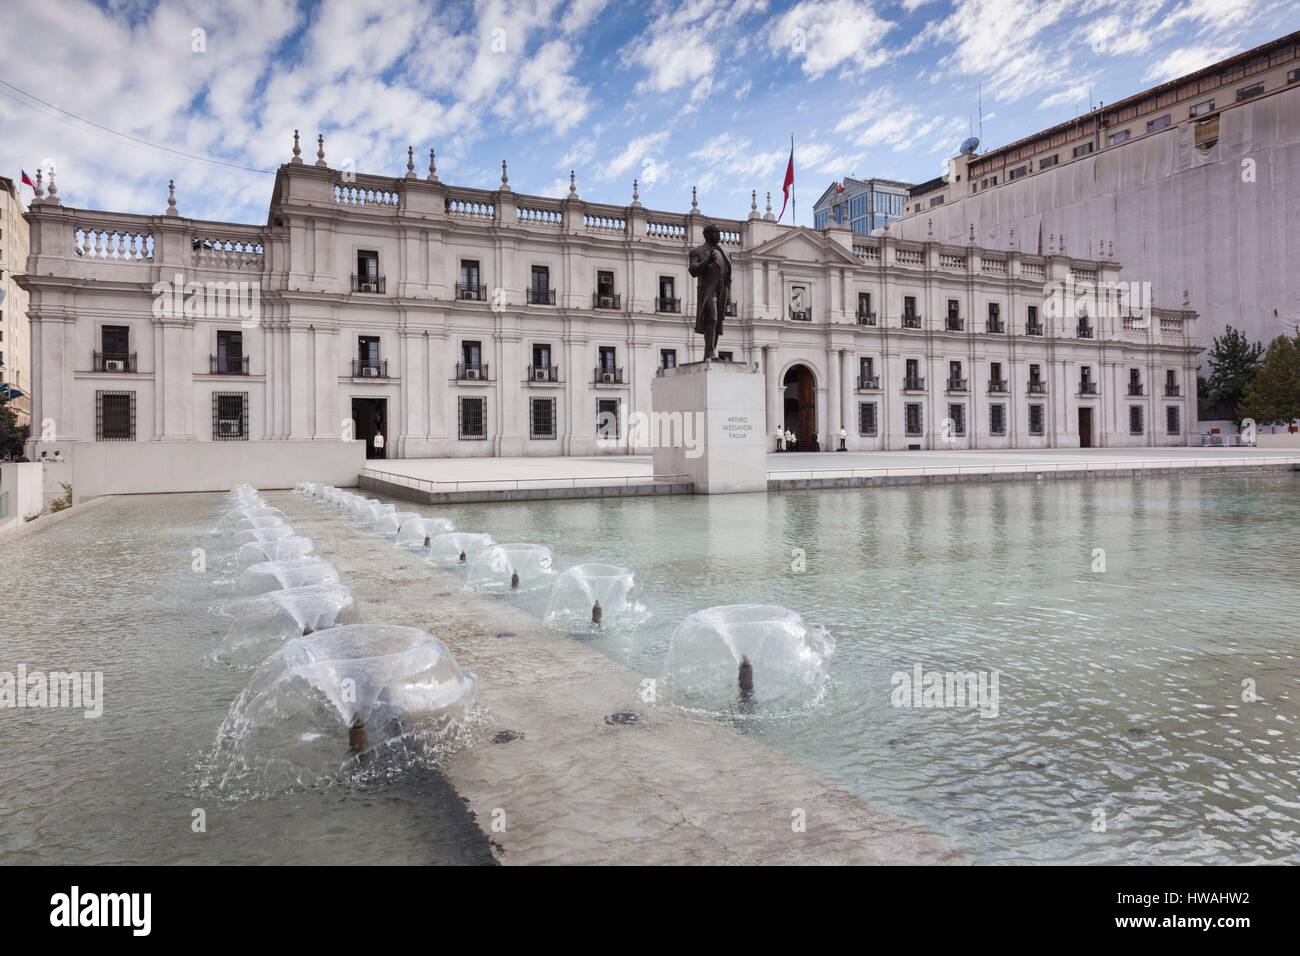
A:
[783,364,817,451]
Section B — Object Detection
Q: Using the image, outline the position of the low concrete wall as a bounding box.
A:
[1258,433,1300,449]
[0,462,46,533]
[360,472,693,504]
[68,440,366,498]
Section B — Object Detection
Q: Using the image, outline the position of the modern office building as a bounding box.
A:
[16,140,1200,494]
[0,175,32,428]
[813,177,911,235]
[895,31,1300,349]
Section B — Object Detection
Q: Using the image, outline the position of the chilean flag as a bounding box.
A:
[777,138,794,222]
[20,169,36,190]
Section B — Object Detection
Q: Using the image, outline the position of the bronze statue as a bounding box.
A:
[688,223,731,360]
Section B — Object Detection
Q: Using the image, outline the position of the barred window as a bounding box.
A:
[96,390,135,441]
[858,402,877,437]
[1166,405,1180,435]
[213,391,249,440]
[904,403,923,437]
[1129,405,1144,435]
[596,398,620,440]
[947,403,966,437]
[458,396,486,440]
[530,397,556,440]
[990,403,1006,436]
[1028,404,1045,435]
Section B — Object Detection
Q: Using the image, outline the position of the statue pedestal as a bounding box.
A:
[651,361,767,494]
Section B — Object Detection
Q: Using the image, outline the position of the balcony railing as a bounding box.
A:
[946,316,964,332]
[1026,322,1044,336]
[903,376,926,391]
[594,366,625,385]
[988,379,1008,393]
[902,315,922,329]
[790,310,810,321]
[456,283,487,302]
[353,359,388,378]
[1128,384,1145,396]
[351,274,386,294]
[1079,381,1098,394]
[210,354,249,375]
[655,297,681,313]
[986,319,1004,333]
[593,292,621,310]
[93,351,137,373]
[456,362,490,381]
[1028,381,1047,394]
[857,375,880,390]
[526,364,560,383]
[1077,323,1094,338]
[856,310,877,326]
[947,377,968,392]
[526,288,556,305]
[1164,384,1181,396]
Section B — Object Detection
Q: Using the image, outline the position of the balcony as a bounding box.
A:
[526,364,561,384]
[988,379,1008,393]
[790,310,810,321]
[1164,384,1181,397]
[210,354,249,375]
[352,359,388,378]
[902,315,922,329]
[1079,381,1098,395]
[856,310,877,326]
[1026,322,1044,336]
[857,375,880,390]
[526,288,556,305]
[351,274,386,294]
[93,351,137,373]
[946,377,968,392]
[903,376,926,391]
[593,292,621,310]
[594,366,625,385]
[1077,322,1094,339]
[1028,381,1047,394]
[456,283,487,302]
[1128,384,1145,396]
[655,297,681,313]
[945,316,964,332]
[986,319,1004,333]
[455,362,490,382]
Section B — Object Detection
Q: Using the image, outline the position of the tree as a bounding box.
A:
[1204,325,1264,425]
[1240,334,1300,427]
[0,393,28,460]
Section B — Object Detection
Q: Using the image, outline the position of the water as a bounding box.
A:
[3,474,1298,864]
[401,472,1300,864]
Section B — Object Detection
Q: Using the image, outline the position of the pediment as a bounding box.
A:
[748,228,861,266]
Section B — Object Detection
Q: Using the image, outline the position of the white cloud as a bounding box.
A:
[1143,45,1227,83]
[766,0,896,79]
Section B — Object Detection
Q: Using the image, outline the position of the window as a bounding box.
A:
[1072,142,1094,158]
[1129,405,1144,435]
[1039,154,1059,170]
[460,259,481,291]
[929,195,944,207]
[598,346,617,371]
[96,390,135,441]
[903,295,917,317]
[905,358,922,389]
[1165,369,1179,395]
[1128,367,1142,395]
[904,403,923,436]
[529,266,552,304]
[458,396,486,440]
[1236,83,1264,101]
[1189,99,1215,117]
[1009,165,1028,180]
[1147,114,1172,133]
[1289,69,1299,85]
[1028,404,1045,435]
[857,291,872,317]
[1166,406,1181,435]
[990,361,1003,383]
[858,402,878,437]
[1027,305,1040,333]
[947,403,966,437]
[659,276,675,300]
[596,398,620,440]
[1108,129,1131,145]
[859,356,875,386]
[216,330,244,375]
[101,324,129,355]
[357,335,381,375]
[990,403,1006,436]
[659,349,677,370]
[530,397,556,440]
[357,250,378,280]
[790,285,809,319]
[597,270,615,296]
[717,351,733,362]
[532,343,552,368]
[462,340,482,369]
[213,391,249,440]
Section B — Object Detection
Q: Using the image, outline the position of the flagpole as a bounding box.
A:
[790,134,796,226]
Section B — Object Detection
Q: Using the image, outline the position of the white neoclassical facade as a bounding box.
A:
[18,137,1201,485]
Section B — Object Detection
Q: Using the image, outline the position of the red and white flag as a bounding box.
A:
[777,139,794,222]
[20,169,36,190]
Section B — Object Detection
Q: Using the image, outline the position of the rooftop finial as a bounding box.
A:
[763,191,774,221]
[690,185,698,211]
[46,167,60,205]
[166,178,178,216]
[291,129,302,164]
[748,189,759,219]
[501,159,509,186]
[1059,233,1066,254]
[315,133,327,168]
[631,178,641,206]
[1049,233,1056,254]
[406,145,416,179]
[32,166,44,201]
[568,169,578,199]
[427,147,439,183]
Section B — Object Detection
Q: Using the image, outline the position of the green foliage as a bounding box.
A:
[1204,326,1264,425]
[1239,334,1300,427]
[0,393,28,459]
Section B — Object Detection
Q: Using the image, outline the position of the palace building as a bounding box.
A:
[17,136,1200,493]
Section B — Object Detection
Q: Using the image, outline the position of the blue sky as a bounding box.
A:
[0,0,1294,226]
